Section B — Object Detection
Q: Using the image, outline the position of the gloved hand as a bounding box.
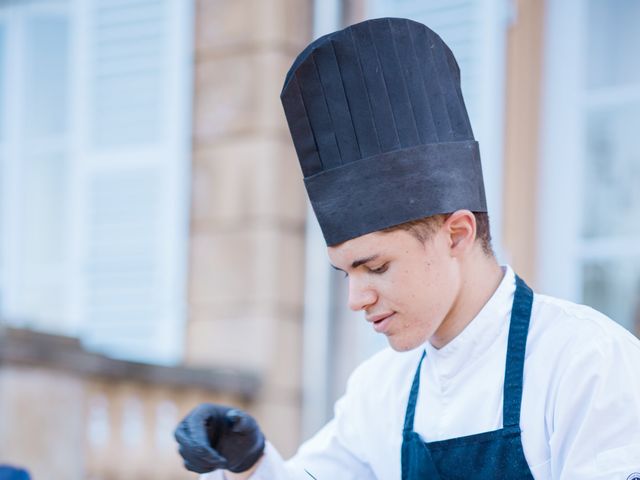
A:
[174,403,266,474]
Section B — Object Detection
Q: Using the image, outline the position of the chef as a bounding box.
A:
[174,18,640,479]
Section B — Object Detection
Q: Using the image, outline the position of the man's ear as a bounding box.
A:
[444,210,476,255]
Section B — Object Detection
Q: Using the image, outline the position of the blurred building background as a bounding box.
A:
[0,0,638,478]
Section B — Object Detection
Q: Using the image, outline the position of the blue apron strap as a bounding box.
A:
[503,275,534,428]
[403,350,426,434]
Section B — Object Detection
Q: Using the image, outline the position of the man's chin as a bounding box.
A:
[386,335,427,352]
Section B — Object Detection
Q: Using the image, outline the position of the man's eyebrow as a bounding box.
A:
[351,254,379,269]
[330,254,380,272]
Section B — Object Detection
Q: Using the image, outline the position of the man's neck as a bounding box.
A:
[430,252,504,349]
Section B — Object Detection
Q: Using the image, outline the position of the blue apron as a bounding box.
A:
[401,275,535,479]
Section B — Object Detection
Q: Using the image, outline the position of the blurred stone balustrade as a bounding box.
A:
[0,326,259,480]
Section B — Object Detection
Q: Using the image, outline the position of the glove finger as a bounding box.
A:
[189,449,228,473]
[182,459,209,475]
[174,420,193,446]
[180,446,226,474]
[175,419,228,469]
[175,418,212,452]
[183,457,221,475]
[179,441,229,473]
[185,407,221,448]
[179,444,214,474]
[225,409,255,434]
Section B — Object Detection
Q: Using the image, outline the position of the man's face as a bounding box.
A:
[327,227,461,351]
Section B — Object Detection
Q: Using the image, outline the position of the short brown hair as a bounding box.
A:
[381,212,494,256]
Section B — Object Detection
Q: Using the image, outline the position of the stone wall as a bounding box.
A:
[186,0,313,457]
[0,327,258,480]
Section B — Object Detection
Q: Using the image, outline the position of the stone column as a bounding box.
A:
[186,0,312,456]
[503,0,545,284]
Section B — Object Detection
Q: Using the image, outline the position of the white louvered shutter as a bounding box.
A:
[539,0,640,335]
[0,2,76,333]
[0,20,7,311]
[77,0,192,364]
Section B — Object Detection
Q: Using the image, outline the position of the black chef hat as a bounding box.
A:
[280,17,487,246]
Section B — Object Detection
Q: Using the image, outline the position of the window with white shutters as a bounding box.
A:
[540,0,640,335]
[0,0,193,364]
[0,1,74,332]
[0,21,6,309]
[78,0,193,364]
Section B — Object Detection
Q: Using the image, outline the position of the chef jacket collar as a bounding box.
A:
[423,265,515,379]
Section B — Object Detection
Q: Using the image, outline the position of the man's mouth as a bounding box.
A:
[367,312,395,334]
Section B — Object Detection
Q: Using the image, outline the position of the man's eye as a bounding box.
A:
[370,263,388,274]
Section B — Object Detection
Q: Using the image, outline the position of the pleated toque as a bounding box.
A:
[280,17,487,246]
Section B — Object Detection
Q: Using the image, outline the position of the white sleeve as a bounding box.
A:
[550,331,640,479]
[199,425,375,480]
[199,443,289,480]
[283,417,376,479]
[202,361,377,480]
[282,360,377,480]
[199,421,374,480]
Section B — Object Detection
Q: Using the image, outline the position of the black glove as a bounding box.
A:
[174,403,266,474]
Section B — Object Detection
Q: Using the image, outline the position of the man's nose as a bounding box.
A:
[347,278,377,312]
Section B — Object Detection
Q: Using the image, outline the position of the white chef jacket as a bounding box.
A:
[204,266,640,479]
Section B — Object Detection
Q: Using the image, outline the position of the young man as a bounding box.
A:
[175,18,640,479]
